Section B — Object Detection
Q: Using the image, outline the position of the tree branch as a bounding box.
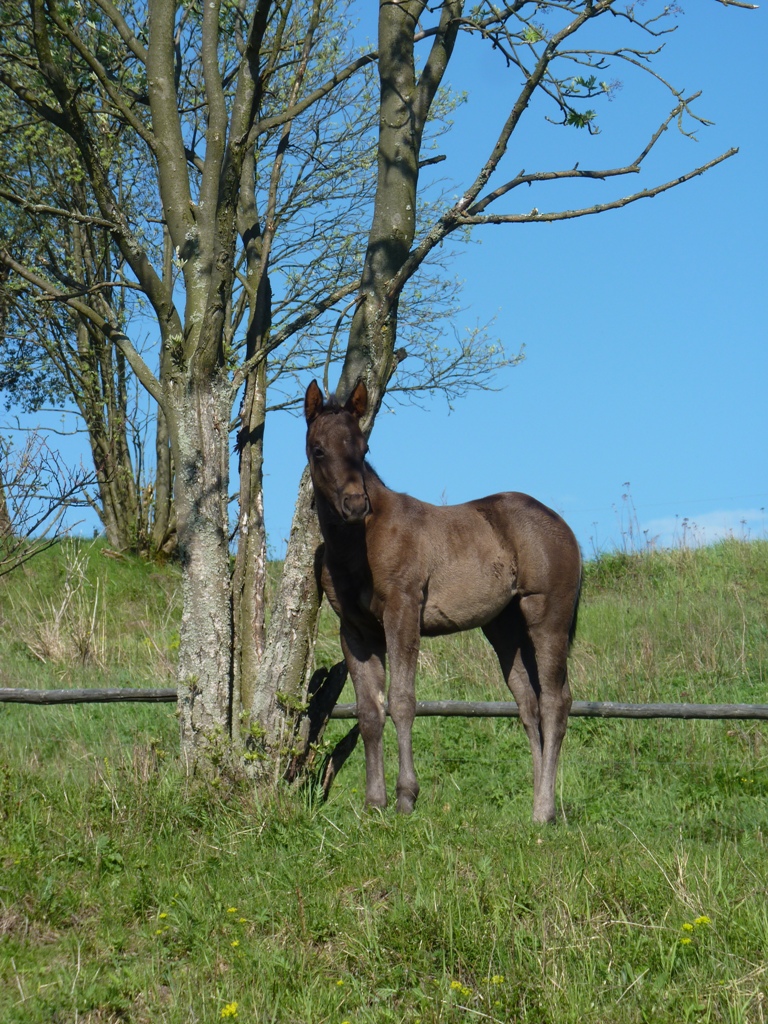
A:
[198,0,228,249]
[146,0,196,255]
[231,277,360,390]
[44,6,156,151]
[0,250,162,405]
[92,0,149,64]
[469,92,701,215]
[247,52,377,145]
[0,188,118,230]
[458,148,738,226]
[0,67,68,132]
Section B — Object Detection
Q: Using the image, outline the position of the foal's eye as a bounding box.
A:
[312,446,324,460]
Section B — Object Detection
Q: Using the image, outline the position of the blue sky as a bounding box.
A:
[5,3,766,558]
[262,3,767,556]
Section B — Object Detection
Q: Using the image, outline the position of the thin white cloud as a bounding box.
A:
[642,508,767,549]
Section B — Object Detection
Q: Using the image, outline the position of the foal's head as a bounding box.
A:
[304,379,371,523]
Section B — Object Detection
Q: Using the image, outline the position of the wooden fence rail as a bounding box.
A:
[0,687,178,705]
[1,688,767,720]
[336,701,768,721]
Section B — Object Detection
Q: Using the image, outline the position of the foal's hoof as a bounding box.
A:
[532,809,556,825]
[396,793,417,814]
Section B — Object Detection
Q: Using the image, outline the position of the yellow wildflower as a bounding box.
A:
[694,915,712,927]
[220,1002,238,1019]
[450,981,472,998]
[682,922,694,932]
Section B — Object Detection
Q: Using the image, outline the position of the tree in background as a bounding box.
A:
[0,76,176,554]
[0,0,754,778]
[0,0,487,559]
[0,431,94,575]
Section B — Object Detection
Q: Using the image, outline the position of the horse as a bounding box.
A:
[304,379,582,823]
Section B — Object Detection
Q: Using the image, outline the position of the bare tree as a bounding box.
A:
[0,431,94,576]
[0,0,755,777]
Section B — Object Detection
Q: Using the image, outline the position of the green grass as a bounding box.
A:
[0,539,181,690]
[1,539,767,1022]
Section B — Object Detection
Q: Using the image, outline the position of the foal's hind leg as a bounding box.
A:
[483,608,545,816]
[484,597,572,823]
[520,594,573,824]
[341,626,388,809]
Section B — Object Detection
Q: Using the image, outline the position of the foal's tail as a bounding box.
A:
[568,565,583,649]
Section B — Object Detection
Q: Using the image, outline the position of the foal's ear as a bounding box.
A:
[345,379,368,420]
[304,380,324,424]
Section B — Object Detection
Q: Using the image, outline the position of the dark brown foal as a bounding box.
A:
[305,379,582,823]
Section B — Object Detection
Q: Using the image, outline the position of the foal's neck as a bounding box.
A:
[361,460,386,493]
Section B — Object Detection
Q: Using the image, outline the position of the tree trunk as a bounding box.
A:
[339,0,459,409]
[151,227,178,558]
[169,370,235,769]
[246,468,323,773]
[87,429,140,551]
[0,469,12,539]
[151,394,176,557]
[245,0,462,781]
[233,358,268,737]
[73,320,141,552]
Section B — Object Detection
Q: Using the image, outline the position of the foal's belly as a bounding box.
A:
[420,576,515,636]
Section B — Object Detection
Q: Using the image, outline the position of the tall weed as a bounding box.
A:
[14,542,105,667]
[0,538,181,687]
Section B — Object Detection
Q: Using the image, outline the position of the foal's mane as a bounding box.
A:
[322,394,350,415]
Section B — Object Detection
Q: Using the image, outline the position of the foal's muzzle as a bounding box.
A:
[341,490,370,522]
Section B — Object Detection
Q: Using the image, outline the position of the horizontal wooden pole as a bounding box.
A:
[0,687,178,705]
[1,688,767,721]
[330,700,768,721]
[575,701,768,720]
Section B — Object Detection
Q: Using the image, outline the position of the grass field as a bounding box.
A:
[1,539,766,1023]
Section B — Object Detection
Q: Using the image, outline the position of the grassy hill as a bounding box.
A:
[1,539,766,1023]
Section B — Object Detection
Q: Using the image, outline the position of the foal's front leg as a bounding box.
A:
[341,626,388,809]
[383,598,422,814]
